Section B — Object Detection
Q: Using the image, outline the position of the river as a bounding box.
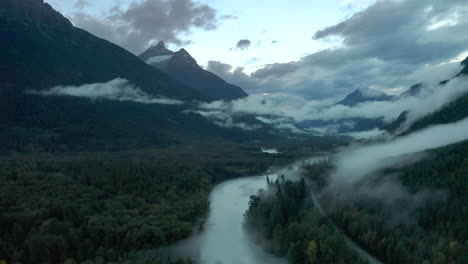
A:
[153,156,382,264]
[164,175,286,264]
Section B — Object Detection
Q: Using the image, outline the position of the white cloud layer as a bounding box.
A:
[332,117,468,186]
[208,0,468,100]
[195,74,468,134]
[26,78,183,105]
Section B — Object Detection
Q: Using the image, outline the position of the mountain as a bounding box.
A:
[0,0,205,101]
[0,0,275,151]
[385,58,468,134]
[404,93,468,134]
[461,57,468,75]
[400,83,424,97]
[139,41,248,101]
[337,87,394,106]
[139,41,175,62]
[296,89,393,134]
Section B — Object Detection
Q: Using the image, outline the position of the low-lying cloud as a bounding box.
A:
[332,117,468,186]
[26,78,183,105]
[194,74,468,134]
[186,110,261,131]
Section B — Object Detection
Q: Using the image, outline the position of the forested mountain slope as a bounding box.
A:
[0,0,203,101]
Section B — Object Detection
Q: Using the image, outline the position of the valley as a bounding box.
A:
[1,0,468,264]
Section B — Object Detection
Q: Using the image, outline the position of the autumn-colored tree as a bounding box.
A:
[306,240,318,264]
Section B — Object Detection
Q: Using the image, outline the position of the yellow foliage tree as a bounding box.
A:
[63,258,76,264]
[306,240,318,264]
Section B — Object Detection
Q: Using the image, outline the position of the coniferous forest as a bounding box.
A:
[245,140,468,264]
[0,142,311,264]
[2,1,468,264]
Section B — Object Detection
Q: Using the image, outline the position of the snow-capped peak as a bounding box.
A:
[139,41,174,62]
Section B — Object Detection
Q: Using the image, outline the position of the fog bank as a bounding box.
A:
[332,117,468,186]
[194,74,468,134]
[26,78,183,105]
[164,176,286,264]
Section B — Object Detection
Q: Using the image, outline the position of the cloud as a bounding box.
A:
[73,0,89,10]
[331,117,468,186]
[193,74,468,134]
[210,0,468,99]
[70,0,221,53]
[207,60,233,74]
[301,75,468,125]
[185,110,261,131]
[340,128,387,140]
[26,78,183,105]
[236,39,252,50]
[220,14,238,20]
[246,57,262,65]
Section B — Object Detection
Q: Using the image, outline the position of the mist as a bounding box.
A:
[332,117,468,186]
[157,176,286,264]
[186,110,262,131]
[26,78,183,105]
[194,74,468,134]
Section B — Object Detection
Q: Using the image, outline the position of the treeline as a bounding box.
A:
[405,93,468,134]
[245,177,367,264]
[306,140,468,264]
[0,145,287,264]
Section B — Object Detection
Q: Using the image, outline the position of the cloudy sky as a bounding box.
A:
[45,0,468,99]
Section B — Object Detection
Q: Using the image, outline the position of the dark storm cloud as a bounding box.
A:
[71,0,221,53]
[236,39,251,50]
[214,0,468,99]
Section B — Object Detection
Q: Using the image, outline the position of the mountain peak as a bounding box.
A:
[155,40,166,49]
[401,83,424,97]
[174,48,197,65]
[338,87,393,106]
[355,87,388,98]
[461,56,468,75]
[139,41,174,62]
[138,46,247,101]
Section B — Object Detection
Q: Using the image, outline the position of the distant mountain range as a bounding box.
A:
[336,87,395,106]
[139,41,248,101]
[0,0,466,149]
[301,62,468,135]
[394,64,468,134]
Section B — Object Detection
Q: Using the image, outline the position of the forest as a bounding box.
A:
[245,140,467,264]
[0,140,319,264]
[309,140,468,264]
[245,177,367,264]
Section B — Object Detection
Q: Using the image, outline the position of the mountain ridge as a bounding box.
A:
[0,0,205,101]
[337,87,394,106]
[0,0,276,151]
[139,42,248,101]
